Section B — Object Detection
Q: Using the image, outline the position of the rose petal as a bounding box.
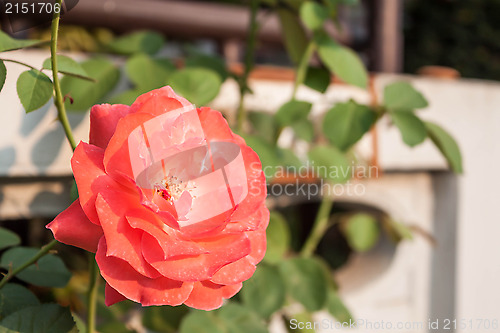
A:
[134,95,185,117]
[209,256,256,285]
[198,107,235,142]
[96,191,160,279]
[46,199,103,253]
[142,233,251,282]
[133,86,191,115]
[105,283,127,306]
[183,281,242,311]
[127,213,207,259]
[245,228,267,265]
[224,204,270,233]
[177,210,232,239]
[90,104,133,149]
[230,145,267,221]
[103,112,156,181]
[72,142,131,225]
[197,107,266,222]
[96,238,194,306]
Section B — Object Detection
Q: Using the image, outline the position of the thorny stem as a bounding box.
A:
[51,0,76,151]
[0,239,58,289]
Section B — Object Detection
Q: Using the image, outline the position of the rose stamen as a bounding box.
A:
[154,175,196,202]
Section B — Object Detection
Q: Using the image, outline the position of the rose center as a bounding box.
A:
[154,175,196,203]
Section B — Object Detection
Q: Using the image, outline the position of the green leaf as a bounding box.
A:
[185,54,228,81]
[167,68,221,106]
[248,111,278,143]
[217,303,269,333]
[261,0,278,6]
[300,2,328,30]
[281,0,304,11]
[71,313,86,333]
[241,265,286,318]
[304,66,330,93]
[279,257,328,311]
[292,119,314,141]
[108,31,164,55]
[327,289,353,324]
[275,100,312,127]
[425,122,463,173]
[0,228,20,250]
[0,31,41,52]
[0,304,75,333]
[0,283,40,318]
[243,135,280,178]
[179,311,224,333]
[0,60,6,92]
[323,100,376,151]
[264,212,290,264]
[342,213,379,252]
[0,247,71,288]
[383,81,428,110]
[16,70,53,113]
[61,58,120,111]
[143,305,189,333]
[125,54,175,90]
[285,312,315,332]
[277,147,303,169]
[277,8,309,64]
[307,144,351,183]
[383,217,413,243]
[108,89,145,105]
[98,321,132,333]
[389,110,427,147]
[42,55,94,81]
[317,36,368,88]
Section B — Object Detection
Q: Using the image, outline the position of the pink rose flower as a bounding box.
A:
[47,86,268,310]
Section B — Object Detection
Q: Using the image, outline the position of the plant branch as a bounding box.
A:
[0,58,38,71]
[300,194,333,257]
[274,40,316,143]
[236,0,259,132]
[0,239,58,289]
[51,0,76,151]
[292,40,316,100]
[86,254,99,333]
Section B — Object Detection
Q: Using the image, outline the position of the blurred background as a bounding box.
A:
[0,0,499,332]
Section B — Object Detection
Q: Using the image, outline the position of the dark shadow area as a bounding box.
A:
[429,172,458,330]
[0,146,16,173]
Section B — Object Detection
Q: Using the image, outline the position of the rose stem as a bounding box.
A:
[0,7,70,285]
[86,252,99,333]
[274,39,316,143]
[291,40,316,100]
[51,0,76,151]
[52,2,99,333]
[300,195,334,257]
[0,239,59,289]
[236,0,259,133]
